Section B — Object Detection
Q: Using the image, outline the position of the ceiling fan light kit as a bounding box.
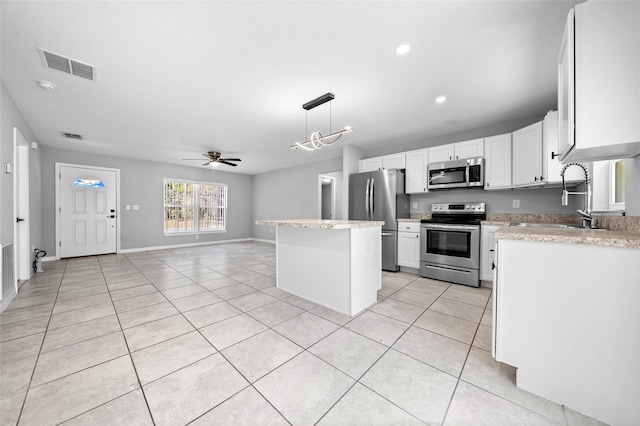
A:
[291,92,352,151]
[182,151,241,167]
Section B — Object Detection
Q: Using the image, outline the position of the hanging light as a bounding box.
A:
[290,92,353,150]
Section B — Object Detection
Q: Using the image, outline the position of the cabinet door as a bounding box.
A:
[512,121,544,187]
[405,149,429,193]
[382,153,406,170]
[544,111,585,184]
[484,134,512,190]
[480,225,500,281]
[359,157,382,172]
[429,144,455,163]
[397,232,420,269]
[455,138,484,160]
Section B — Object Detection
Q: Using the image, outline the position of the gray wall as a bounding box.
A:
[1,81,42,257]
[252,156,343,241]
[41,147,253,254]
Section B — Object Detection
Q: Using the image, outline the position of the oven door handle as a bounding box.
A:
[422,224,479,231]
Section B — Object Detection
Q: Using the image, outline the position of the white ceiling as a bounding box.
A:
[1,1,581,175]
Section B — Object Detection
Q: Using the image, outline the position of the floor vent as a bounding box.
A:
[61,132,84,140]
[1,241,15,299]
[37,47,97,81]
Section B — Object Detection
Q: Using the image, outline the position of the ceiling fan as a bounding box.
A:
[182,151,242,168]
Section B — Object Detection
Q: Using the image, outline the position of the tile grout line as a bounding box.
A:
[99,254,158,426]
[14,259,68,426]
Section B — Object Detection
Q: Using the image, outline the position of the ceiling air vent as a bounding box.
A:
[38,48,97,81]
[61,132,84,140]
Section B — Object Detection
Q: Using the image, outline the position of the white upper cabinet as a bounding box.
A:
[512,121,544,187]
[455,138,484,160]
[405,149,429,194]
[429,139,484,163]
[359,153,406,172]
[359,157,382,172]
[484,133,512,190]
[558,1,640,162]
[382,153,406,170]
[543,111,585,185]
[429,144,456,163]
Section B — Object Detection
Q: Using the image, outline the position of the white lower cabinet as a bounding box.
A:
[397,222,420,269]
[480,224,500,281]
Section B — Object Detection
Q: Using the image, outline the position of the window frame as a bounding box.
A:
[163,178,228,235]
[609,159,625,211]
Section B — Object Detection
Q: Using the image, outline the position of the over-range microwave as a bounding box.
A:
[427,157,484,190]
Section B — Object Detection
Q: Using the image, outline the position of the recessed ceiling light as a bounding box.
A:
[37,80,56,91]
[435,96,447,104]
[396,44,411,55]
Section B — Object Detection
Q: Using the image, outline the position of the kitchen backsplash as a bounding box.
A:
[409,212,640,235]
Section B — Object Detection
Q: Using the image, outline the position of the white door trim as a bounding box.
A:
[13,128,30,284]
[55,163,121,260]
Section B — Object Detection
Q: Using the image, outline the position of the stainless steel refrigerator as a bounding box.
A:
[349,169,410,271]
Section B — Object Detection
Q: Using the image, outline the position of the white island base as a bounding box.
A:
[257,220,382,317]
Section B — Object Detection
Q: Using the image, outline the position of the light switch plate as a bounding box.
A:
[4,163,12,173]
[126,205,131,210]
[132,205,139,210]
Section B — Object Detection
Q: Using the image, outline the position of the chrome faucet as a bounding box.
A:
[560,163,598,229]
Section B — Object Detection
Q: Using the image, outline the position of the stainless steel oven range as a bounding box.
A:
[420,202,486,287]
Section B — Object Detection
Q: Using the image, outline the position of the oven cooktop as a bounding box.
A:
[420,202,486,225]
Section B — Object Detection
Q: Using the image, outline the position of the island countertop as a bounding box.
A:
[255,219,384,229]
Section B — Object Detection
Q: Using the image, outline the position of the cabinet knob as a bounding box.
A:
[492,261,496,270]
[551,151,560,159]
[416,234,419,238]
[486,182,490,187]
[540,176,544,181]
[534,176,538,181]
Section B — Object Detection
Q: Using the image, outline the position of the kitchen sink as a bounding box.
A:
[509,222,588,229]
[508,222,608,231]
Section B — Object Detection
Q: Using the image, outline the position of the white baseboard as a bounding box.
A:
[119,238,254,253]
[0,288,17,314]
[252,238,276,244]
[43,238,273,260]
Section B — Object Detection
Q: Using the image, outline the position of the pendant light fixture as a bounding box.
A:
[290,92,352,151]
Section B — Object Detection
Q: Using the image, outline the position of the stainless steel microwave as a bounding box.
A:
[427,157,484,190]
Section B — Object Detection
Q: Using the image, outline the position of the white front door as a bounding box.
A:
[59,165,118,258]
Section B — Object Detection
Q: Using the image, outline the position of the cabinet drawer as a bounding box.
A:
[398,222,420,233]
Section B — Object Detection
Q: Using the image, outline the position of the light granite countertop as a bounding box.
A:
[494,224,640,249]
[397,218,422,222]
[255,219,384,229]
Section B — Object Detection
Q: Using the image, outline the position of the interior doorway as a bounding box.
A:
[318,170,343,220]
[14,128,30,285]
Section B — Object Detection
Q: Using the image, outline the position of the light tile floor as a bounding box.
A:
[0,241,608,425]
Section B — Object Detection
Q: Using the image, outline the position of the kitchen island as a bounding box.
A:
[255,219,383,316]
[492,225,640,425]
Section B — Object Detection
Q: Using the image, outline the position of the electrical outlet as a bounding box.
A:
[512,199,520,208]
[132,205,139,210]
[412,202,418,209]
[195,235,199,240]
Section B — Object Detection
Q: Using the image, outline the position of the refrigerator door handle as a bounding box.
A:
[365,178,370,220]
[370,178,375,219]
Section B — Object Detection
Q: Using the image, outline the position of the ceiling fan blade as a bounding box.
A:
[219,158,241,162]
[202,153,213,158]
[219,160,238,167]
[202,162,211,166]
[182,158,208,160]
